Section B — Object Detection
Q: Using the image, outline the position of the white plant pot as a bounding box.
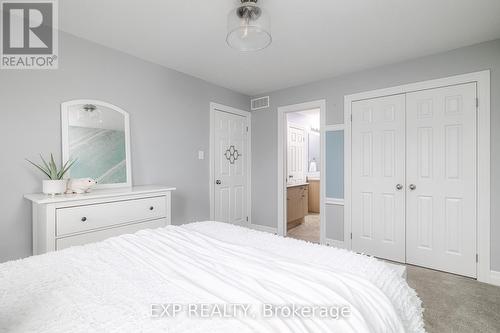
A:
[43,179,67,195]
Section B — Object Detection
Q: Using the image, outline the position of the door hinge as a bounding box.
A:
[476,253,479,263]
[350,232,353,240]
[246,126,249,132]
[476,98,479,109]
[246,216,248,222]
[350,114,352,122]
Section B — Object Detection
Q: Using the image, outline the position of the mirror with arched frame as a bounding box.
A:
[61,100,132,188]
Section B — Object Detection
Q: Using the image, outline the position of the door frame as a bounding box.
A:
[344,70,492,284]
[277,100,326,242]
[209,102,252,226]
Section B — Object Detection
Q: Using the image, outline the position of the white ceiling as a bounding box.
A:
[59,0,500,96]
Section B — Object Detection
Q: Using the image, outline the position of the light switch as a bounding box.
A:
[198,150,204,160]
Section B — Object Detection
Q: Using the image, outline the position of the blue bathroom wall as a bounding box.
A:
[325,130,344,199]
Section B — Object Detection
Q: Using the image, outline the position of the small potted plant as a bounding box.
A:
[27,154,76,195]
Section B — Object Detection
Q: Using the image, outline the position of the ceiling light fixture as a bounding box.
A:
[83,104,97,112]
[226,0,271,52]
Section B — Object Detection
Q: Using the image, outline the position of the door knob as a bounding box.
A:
[396,184,403,190]
[216,180,221,185]
[409,184,416,191]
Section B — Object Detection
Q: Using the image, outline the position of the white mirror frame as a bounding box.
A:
[61,99,132,189]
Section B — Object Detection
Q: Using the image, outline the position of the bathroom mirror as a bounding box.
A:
[61,100,132,188]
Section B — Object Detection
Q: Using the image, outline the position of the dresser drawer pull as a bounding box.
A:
[81,217,87,222]
[149,206,154,211]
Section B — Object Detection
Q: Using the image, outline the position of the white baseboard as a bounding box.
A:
[248,223,278,234]
[488,270,500,286]
[325,238,348,249]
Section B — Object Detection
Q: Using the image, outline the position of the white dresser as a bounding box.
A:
[24,185,175,255]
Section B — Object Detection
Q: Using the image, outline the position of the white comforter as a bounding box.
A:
[0,222,425,333]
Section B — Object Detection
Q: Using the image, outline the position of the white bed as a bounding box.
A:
[0,222,425,333]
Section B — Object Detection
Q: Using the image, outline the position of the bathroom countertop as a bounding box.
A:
[287,182,309,188]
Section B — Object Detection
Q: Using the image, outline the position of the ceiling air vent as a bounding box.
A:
[251,96,270,110]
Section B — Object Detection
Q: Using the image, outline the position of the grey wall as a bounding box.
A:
[251,39,500,270]
[325,204,344,243]
[0,32,249,263]
[325,130,344,199]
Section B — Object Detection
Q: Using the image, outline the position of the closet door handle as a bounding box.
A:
[409,184,416,191]
[395,184,403,190]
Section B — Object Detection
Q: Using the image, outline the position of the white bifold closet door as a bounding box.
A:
[351,94,406,262]
[351,83,477,277]
[406,83,477,277]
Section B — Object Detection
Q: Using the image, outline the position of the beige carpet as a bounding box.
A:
[406,264,500,333]
[287,213,320,243]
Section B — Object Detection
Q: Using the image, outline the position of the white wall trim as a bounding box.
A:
[247,223,278,234]
[209,102,252,227]
[326,198,344,206]
[277,100,326,243]
[344,70,491,284]
[342,106,353,249]
[325,124,345,131]
[319,102,327,245]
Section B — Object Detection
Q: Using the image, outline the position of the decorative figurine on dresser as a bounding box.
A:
[24,100,176,254]
[66,178,97,194]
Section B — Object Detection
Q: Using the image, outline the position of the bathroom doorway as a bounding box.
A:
[277,100,325,244]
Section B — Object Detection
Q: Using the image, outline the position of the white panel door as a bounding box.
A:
[214,110,248,225]
[351,94,406,262]
[406,83,477,277]
[287,124,306,184]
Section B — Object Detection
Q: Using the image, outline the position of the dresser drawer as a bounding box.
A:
[56,218,166,250]
[56,196,166,236]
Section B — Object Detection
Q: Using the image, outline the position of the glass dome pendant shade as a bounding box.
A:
[226,0,271,52]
